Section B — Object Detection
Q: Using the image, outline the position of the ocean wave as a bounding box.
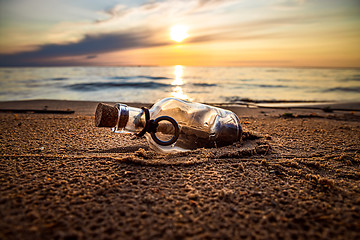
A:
[109,75,171,80]
[239,84,288,88]
[340,75,360,82]
[224,96,321,103]
[192,83,217,87]
[324,87,360,93]
[51,77,68,81]
[66,81,171,91]
[276,79,292,82]
[237,79,253,82]
[265,69,280,72]
[2,66,359,102]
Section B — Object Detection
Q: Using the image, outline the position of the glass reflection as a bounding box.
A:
[171,65,190,100]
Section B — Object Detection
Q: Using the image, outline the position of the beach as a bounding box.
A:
[0,100,359,239]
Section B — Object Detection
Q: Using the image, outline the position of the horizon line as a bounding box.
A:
[0,64,359,70]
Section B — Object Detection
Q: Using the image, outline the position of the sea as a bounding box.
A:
[0,66,359,104]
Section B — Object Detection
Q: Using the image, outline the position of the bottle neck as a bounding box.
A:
[112,104,146,134]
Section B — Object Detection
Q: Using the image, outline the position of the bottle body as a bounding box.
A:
[146,98,241,152]
[109,98,242,153]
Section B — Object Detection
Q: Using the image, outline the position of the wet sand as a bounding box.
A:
[0,100,359,239]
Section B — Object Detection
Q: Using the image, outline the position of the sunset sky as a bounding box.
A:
[0,0,359,67]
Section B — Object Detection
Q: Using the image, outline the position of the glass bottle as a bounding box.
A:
[95,98,242,153]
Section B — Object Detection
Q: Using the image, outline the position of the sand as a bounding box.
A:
[0,100,359,240]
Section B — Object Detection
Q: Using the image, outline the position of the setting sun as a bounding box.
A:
[170,25,189,43]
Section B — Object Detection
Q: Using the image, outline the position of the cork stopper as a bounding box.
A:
[95,103,118,127]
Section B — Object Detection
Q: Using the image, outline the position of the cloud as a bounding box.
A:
[97,0,237,25]
[273,0,308,9]
[188,32,283,44]
[186,14,323,44]
[0,11,331,66]
[0,30,170,66]
[2,0,355,67]
[197,0,235,8]
[96,4,132,23]
[86,55,97,59]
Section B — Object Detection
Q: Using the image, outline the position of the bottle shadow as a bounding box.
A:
[90,145,149,153]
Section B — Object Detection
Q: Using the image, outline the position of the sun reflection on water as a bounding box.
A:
[171,65,190,100]
[172,65,184,86]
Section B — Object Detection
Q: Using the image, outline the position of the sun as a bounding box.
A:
[170,25,189,43]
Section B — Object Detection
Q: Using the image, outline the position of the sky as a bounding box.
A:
[0,0,359,67]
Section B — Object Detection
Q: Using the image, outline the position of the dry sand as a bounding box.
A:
[0,100,359,240]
